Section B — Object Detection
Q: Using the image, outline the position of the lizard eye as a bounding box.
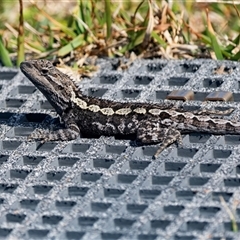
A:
[41,68,48,75]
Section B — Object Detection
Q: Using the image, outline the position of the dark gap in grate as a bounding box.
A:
[57,157,80,167]
[139,189,161,200]
[65,231,85,239]
[120,89,141,99]
[78,216,99,226]
[114,218,135,228]
[88,88,108,97]
[199,206,220,217]
[194,92,209,101]
[55,200,76,210]
[210,192,233,202]
[175,191,197,201]
[45,171,66,181]
[7,126,34,137]
[104,188,125,198]
[40,101,54,110]
[6,213,26,223]
[152,176,174,185]
[126,204,148,214]
[236,165,240,174]
[134,75,154,85]
[224,222,240,232]
[138,234,157,240]
[213,149,232,158]
[68,186,89,197]
[32,185,53,195]
[100,74,122,84]
[93,158,115,169]
[117,174,137,184]
[20,199,40,210]
[141,146,158,156]
[0,154,9,165]
[199,163,221,173]
[185,221,208,231]
[81,172,102,182]
[10,85,36,95]
[224,178,240,187]
[0,72,17,80]
[224,135,240,145]
[62,143,90,153]
[236,209,240,217]
[9,169,31,179]
[164,205,184,215]
[5,99,26,108]
[164,162,187,172]
[167,77,189,86]
[146,63,166,72]
[27,229,49,238]
[0,112,14,121]
[23,113,47,123]
[232,93,240,102]
[101,232,122,240]
[129,160,151,170]
[213,65,235,74]
[151,220,171,229]
[155,90,171,100]
[0,228,12,237]
[22,155,45,166]
[188,133,211,143]
[173,235,196,240]
[177,148,198,158]
[203,78,223,88]
[42,215,63,225]
[91,202,112,212]
[1,140,21,150]
[18,85,36,94]
[35,142,57,152]
[188,177,209,186]
[105,145,127,154]
[0,183,18,193]
[176,63,200,73]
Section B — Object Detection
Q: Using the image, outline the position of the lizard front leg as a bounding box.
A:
[28,123,80,143]
[136,120,182,159]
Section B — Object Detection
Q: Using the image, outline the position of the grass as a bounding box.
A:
[0,0,239,67]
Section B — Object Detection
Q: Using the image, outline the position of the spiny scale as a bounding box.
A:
[20,59,240,159]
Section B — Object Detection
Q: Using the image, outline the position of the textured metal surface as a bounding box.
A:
[0,59,240,240]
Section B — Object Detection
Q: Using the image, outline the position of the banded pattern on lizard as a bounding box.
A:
[20,60,240,159]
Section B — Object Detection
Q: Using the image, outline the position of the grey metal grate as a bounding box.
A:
[0,59,239,239]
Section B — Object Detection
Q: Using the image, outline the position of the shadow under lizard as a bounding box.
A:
[20,60,240,159]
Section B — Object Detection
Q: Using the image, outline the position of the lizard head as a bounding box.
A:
[20,60,78,115]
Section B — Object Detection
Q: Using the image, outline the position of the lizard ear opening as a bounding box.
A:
[41,68,49,75]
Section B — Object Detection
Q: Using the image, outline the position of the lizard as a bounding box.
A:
[20,59,240,159]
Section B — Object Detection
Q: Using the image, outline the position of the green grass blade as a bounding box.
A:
[0,37,13,67]
[208,30,223,60]
[231,49,240,61]
[58,34,86,56]
[105,0,112,40]
[151,31,167,48]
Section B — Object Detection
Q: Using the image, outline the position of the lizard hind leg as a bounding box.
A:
[136,121,182,159]
[153,128,182,159]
